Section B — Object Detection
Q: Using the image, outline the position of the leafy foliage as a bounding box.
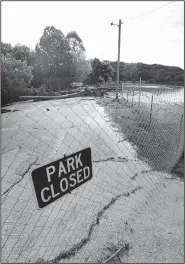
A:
[140,70,153,81]
[1,54,34,105]
[1,26,92,105]
[88,58,114,84]
[156,69,167,82]
[99,60,115,83]
[1,42,12,57]
[33,26,71,90]
[12,44,33,65]
[34,27,91,90]
[88,58,102,84]
[66,31,92,83]
[130,65,138,82]
[1,25,184,106]
[109,61,184,84]
[66,31,85,53]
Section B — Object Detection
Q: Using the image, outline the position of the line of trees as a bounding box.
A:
[1,26,92,106]
[86,59,184,85]
[1,26,184,106]
[109,61,184,84]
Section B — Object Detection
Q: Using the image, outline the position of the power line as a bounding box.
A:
[126,1,174,22]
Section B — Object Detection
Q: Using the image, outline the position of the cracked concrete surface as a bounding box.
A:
[106,177,184,264]
[2,156,38,196]
[126,177,184,263]
[2,98,164,263]
[49,186,142,262]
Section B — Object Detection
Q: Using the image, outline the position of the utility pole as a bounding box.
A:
[111,19,123,100]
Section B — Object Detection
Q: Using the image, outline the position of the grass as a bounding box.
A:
[96,90,184,173]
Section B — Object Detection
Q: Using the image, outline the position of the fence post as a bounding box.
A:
[139,77,141,110]
[150,94,153,123]
[127,90,128,103]
[132,85,134,106]
[171,113,184,172]
[121,82,124,98]
[179,114,183,131]
[177,114,184,149]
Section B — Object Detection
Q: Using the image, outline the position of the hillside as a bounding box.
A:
[109,61,184,83]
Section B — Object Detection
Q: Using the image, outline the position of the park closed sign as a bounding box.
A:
[31,148,92,209]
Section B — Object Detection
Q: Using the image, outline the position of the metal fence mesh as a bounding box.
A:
[1,85,184,263]
[120,83,184,172]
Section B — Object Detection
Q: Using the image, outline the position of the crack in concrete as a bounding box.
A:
[49,186,142,263]
[2,145,22,155]
[93,156,138,163]
[131,170,152,180]
[2,157,38,196]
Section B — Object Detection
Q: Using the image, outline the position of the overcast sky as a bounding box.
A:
[2,1,184,68]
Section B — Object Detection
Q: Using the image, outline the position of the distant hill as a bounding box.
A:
[109,61,184,84]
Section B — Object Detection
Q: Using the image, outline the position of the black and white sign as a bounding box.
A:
[30,148,92,209]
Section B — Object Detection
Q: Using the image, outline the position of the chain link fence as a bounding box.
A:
[100,81,184,172]
[120,82,184,172]
[1,85,183,263]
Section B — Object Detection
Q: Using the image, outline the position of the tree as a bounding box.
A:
[156,69,168,82]
[98,60,114,83]
[1,54,33,105]
[66,31,92,83]
[66,31,85,54]
[1,42,12,57]
[130,65,138,81]
[109,61,183,84]
[140,70,153,81]
[34,27,90,90]
[175,74,184,82]
[33,26,72,90]
[12,44,33,65]
[88,58,102,84]
[119,62,130,82]
[166,75,172,83]
[88,59,115,84]
[73,59,92,83]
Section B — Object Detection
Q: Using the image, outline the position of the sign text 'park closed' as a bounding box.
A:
[31,148,92,209]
